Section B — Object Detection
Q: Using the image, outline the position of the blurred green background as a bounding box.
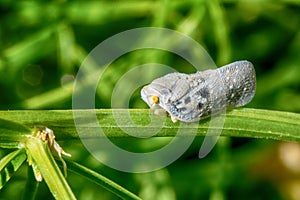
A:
[0,0,300,199]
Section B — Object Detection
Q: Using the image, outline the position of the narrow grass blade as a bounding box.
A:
[0,118,32,147]
[66,160,141,200]
[0,108,299,142]
[24,136,76,200]
[0,149,26,189]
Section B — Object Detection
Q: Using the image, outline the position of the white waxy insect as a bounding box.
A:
[141,60,256,123]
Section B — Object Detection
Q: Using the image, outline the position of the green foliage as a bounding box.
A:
[0,109,299,141]
[0,0,299,199]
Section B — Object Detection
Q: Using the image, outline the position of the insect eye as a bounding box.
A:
[151,96,159,104]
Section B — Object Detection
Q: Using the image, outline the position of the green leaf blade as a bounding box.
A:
[0,149,26,189]
[66,160,141,200]
[24,136,76,200]
[0,109,299,141]
[0,119,32,146]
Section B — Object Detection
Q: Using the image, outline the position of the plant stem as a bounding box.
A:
[24,136,76,200]
[0,108,299,142]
